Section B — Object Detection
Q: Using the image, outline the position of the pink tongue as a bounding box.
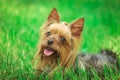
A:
[44,48,54,56]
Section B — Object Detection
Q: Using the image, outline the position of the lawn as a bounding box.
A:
[0,0,120,80]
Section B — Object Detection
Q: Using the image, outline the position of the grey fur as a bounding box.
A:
[74,50,117,72]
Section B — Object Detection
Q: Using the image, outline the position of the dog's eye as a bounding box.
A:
[46,32,51,36]
[60,37,66,43]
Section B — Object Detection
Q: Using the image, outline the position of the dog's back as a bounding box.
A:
[75,49,118,73]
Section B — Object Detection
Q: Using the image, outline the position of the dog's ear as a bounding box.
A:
[70,18,84,38]
[47,8,60,22]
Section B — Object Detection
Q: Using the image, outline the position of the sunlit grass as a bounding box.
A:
[0,0,120,79]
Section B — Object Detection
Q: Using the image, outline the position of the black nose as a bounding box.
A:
[47,40,53,45]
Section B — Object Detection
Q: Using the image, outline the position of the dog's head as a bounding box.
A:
[33,8,84,73]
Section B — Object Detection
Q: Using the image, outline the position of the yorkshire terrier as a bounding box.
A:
[33,8,84,75]
[33,8,118,75]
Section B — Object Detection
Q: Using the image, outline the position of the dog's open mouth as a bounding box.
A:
[42,46,57,56]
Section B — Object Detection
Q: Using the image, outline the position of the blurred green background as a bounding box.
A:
[0,0,120,79]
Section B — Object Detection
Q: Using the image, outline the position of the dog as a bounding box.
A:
[32,8,84,75]
[33,8,118,75]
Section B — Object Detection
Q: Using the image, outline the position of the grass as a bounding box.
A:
[0,0,120,79]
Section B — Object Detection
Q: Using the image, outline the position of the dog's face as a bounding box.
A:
[40,23,71,57]
[39,8,84,58]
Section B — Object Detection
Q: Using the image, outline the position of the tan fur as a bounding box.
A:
[32,8,84,75]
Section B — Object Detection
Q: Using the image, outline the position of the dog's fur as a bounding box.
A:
[33,8,84,75]
[75,49,117,73]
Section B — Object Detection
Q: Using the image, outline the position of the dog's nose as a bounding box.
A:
[47,40,53,45]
